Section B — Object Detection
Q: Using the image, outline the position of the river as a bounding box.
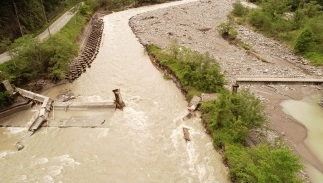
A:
[0,1,229,182]
[281,95,323,182]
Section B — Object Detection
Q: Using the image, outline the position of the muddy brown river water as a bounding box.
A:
[0,1,229,182]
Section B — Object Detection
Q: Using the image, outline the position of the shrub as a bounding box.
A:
[0,91,11,109]
[232,2,248,17]
[294,28,315,53]
[248,9,272,31]
[79,4,91,16]
[225,144,303,183]
[217,22,238,40]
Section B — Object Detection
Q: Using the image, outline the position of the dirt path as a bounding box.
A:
[129,0,323,178]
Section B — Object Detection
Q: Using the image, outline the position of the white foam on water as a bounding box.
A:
[197,164,207,181]
[170,127,182,152]
[96,128,110,140]
[31,157,49,167]
[48,165,64,177]
[123,107,149,132]
[85,95,103,102]
[54,154,80,166]
[42,175,54,183]
[5,127,27,135]
[186,140,198,174]
[17,175,27,181]
[0,151,8,159]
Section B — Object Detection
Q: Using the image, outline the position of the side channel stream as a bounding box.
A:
[0,1,229,182]
[281,95,323,182]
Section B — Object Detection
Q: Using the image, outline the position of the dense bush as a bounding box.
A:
[217,22,238,40]
[294,28,315,53]
[147,44,225,94]
[225,144,303,183]
[201,90,266,145]
[232,2,248,17]
[248,9,272,31]
[200,90,303,182]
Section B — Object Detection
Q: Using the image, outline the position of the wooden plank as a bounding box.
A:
[236,78,323,85]
[53,101,116,110]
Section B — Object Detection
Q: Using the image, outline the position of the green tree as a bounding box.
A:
[249,144,303,183]
[292,9,306,29]
[294,28,315,53]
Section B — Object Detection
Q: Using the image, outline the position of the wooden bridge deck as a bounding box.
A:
[236,78,323,85]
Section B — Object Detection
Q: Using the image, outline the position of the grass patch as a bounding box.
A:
[147,43,226,95]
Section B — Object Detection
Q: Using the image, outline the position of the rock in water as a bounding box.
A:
[183,127,191,142]
[15,142,25,151]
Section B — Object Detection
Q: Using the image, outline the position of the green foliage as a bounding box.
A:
[79,4,91,16]
[0,38,12,54]
[305,51,323,65]
[217,22,238,40]
[201,90,266,138]
[248,9,272,31]
[294,28,315,53]
[240,41,251,50]
[262,0,291,17]
[200,89,302,182]
[0,91,11,109]
[248,0,262,4]
[292,9,306,30]
[148,44,225,93]
[232,2,248,17]
[225,144,303,183]
[302,1,323,18]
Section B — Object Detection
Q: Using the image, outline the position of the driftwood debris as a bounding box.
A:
[113,89,125,110]
[183,127,191,142]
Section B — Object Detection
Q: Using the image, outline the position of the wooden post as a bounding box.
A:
[232,83,239,94]
[113,89,125,110]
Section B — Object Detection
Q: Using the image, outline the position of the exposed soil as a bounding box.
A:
[129,0,323,179]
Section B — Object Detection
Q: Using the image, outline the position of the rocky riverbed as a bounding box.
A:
[130,0,323,180]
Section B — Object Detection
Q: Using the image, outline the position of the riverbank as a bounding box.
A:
[129,0,323,181]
